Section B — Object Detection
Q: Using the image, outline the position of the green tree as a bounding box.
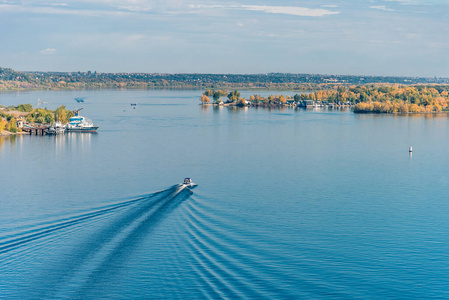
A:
[337,86,346,93]
[55,105,73,123]
[15,103,33,112]
[213,91,221,103]
[227,90,240,103]
[360,92,369,102]
[8,118,18,133]
[307,93,316,100]
[203,89,214,96]
[45,113,55,124]
[236,98,247,107]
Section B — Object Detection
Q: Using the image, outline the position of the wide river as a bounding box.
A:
[1,90,449,299]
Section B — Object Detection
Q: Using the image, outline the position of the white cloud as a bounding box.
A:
[46,3,68,6]
[40,48,57,55]
[115,5,151,12]
[384,0,415,5]
[370,6,394,11]
[241,5,339,17]
[0,2,341,18]
[0,4,132,17]
[193,4,339,17]
[383,0,441,5]
[0,1,193,16]
[22,0,187,13]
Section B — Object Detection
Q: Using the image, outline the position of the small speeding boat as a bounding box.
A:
[183,178,197,188]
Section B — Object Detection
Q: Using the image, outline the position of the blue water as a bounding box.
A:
[1,90,449,299]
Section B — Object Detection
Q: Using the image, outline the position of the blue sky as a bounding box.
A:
[0,0,448,77]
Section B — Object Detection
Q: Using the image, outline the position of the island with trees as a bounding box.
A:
[199,85,449,113]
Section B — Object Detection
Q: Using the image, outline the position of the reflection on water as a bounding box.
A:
[58,132,96,154]
[0,132,98,160]
[213,105,223,114]
[355,112,449,120]
[0,134,23,151]
[415,112,449,119]
[65,132,96,142]
[0,136,8,149]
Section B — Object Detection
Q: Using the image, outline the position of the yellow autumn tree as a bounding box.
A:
[278,95,287,104]
[0,118,6,132]
[200,95,210,104]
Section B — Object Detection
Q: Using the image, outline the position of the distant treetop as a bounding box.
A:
[1,66,449,91]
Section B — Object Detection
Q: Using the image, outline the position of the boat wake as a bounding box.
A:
[0,183,325,299]
[0,184,194,298]
[177,195,299,299]
[0,194,155,255]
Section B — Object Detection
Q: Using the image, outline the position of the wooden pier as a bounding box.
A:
[22,125,50,136]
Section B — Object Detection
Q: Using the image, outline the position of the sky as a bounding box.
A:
[0,0,448,77]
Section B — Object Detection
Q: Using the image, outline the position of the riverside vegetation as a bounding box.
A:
[0,104,73,135]
[1,84,448,135]
[200,85,449,113]
[2,66,449,119]
[1,66,449,92]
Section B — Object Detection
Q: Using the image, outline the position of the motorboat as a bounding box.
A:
[66,109,99,132]
[182,178,197,188]
[45,121,66,134]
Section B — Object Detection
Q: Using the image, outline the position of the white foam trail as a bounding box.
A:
[0,194,155,254]
[51,185,190,298]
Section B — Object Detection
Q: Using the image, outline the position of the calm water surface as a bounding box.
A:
[1,90,449,299]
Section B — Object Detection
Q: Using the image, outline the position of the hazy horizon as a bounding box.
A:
[6,68,449,80]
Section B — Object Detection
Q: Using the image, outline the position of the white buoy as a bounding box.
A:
[409,146,413,152]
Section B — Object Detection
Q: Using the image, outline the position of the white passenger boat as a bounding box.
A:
[66,110,99,132]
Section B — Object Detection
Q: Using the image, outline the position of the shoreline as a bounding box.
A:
[0,86,324,93]
[200,103,449,115]
[0,131,27,136]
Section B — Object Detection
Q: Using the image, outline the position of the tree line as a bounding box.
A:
[200,85,449,113]
[2,66,449,92]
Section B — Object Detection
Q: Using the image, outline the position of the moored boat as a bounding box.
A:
[66,109,99,132]
[45,121,66,134]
